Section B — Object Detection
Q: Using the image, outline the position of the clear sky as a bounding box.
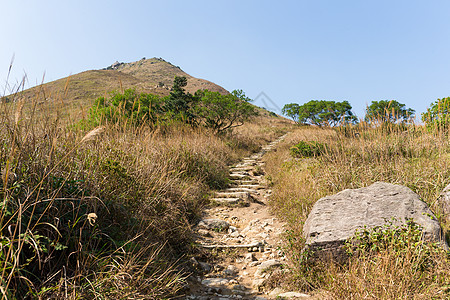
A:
[1,0,450,119]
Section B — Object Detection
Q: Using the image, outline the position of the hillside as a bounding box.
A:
[14,57,228,116]
[0,57,292,298]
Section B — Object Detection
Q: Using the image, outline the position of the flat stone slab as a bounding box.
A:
[201,278,229,288]
[238,184,264,190]
[210,198,247,206]
[215,191,250,199]
[303,182,447,258]
[198,219,230,232]
[225,187,258,194]
[229,173,248,180]
[277,292,310,298]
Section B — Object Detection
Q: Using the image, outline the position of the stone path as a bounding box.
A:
[185,134,311,300]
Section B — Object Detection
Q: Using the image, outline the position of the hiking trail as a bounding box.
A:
[185,134,312,300]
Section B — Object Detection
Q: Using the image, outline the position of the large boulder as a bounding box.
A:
[303,182,446,260]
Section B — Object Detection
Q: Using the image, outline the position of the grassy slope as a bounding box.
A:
[12,57,228,119]
[0,61,292,298]
[264,125,450,299]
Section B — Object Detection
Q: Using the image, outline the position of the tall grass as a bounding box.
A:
[0,83,289,298]
[264,123,450,298]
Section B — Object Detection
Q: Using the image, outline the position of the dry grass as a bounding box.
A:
[264,123,450,299]
[0,83,289,298]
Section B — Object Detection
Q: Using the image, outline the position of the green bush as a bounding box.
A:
[422,97,450,132]
[290,141,326,158]
[86,79,257,134]
[89,89,164,127]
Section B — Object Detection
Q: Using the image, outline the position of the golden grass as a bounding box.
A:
[264,124,450,298]
[0,85,289,298]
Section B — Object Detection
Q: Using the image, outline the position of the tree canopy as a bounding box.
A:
[282,100,357,126]
[364,100,415,124]
[194,89,257,133]
[88,76,257,134]
[421,97,450,130]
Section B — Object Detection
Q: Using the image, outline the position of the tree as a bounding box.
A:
[365,100,415,124]
[165,76,198,124]
[194,89,257,133]
[421,97,450,131]
[281,103,301,123]
[282,100,357,126]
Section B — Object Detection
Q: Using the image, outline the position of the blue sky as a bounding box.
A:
[1,0,450,119]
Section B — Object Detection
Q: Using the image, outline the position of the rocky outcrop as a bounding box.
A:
[303,182,447,260]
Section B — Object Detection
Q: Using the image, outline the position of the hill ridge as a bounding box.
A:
[15,57,228,116]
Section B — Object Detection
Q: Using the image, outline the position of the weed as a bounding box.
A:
[290,141,326,158]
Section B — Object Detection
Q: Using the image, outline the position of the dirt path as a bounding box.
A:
[185,134,311,300]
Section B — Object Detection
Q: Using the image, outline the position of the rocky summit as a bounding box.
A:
[303,182,447,260]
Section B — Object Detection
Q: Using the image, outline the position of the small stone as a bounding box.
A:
[198,219,230,232]
[252,247,258,252]
[230,231,240,238]
[244,253,257,262]
[223,265,238,276]
[248,261,261,267]
[228,226,237,233]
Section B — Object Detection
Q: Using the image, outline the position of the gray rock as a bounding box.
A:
[303,182,447,260]
[198,219,230,232]
[201,277,229,288]
[254,259,283,277]
[223,265,238,276]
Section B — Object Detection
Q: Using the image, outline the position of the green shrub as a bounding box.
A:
[290,141,326,158]
[422,97,450,132]
[89,89,164,127]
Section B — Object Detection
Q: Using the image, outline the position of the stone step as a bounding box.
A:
[238,184,264,190]
[236,161,257,167]
[229,173,249,180]
[210,198,248,206]
[215,191,250,199]
[231,180,259,185]
[230,166,254,171]
[229,170,250,175]
[225,187,259,194]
